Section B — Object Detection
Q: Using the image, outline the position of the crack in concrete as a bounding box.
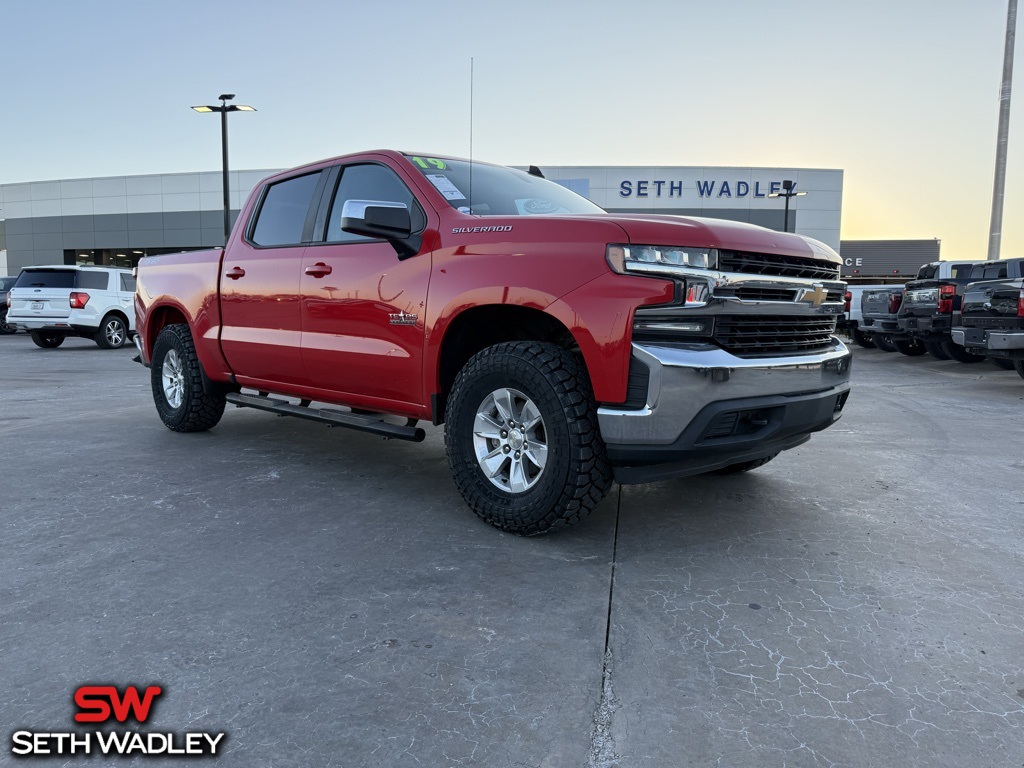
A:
[587,486,622,768]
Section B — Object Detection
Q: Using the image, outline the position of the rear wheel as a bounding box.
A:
[151,324,226,432]
[30,331,65,348]
[0,308,17,334]
[444,341,611,536]
[95,314,128,349]
[989,356,1015,370]
[874,335,898,352]
[941,339,986,363]
[894,337,927,356]
[924,339,950,360]
[1015,360,1024,380]
[850,328,875,349]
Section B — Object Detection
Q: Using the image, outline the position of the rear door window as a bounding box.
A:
[76,271,109,290]
[120,274,137,292]
[250,172,322,247]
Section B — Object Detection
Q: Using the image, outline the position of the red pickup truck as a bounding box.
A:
[134,150,851,535]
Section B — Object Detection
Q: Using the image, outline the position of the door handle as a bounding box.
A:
[305,263,333,278]
[225,266,246,280]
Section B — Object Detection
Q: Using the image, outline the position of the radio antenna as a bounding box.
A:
[469,57,474,213]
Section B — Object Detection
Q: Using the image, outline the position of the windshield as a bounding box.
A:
[404,155,605,216]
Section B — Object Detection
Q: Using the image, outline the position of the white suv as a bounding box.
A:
[7,266,136,349]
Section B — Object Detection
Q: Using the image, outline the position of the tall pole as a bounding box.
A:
[783,196,791,233]
[988,0,1017,260]
[220,97,231,243]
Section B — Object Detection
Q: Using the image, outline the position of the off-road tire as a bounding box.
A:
[894,337,927,356]
[941,339,986,363]
[151,323,226,432]
[444,341,612,536]
[989,356,1015,371]
[0,308,17,334]
[95,314,128,349]
[850,328,875,349]
[1015,360,1024,380]
[874,335,898,353]
[924,340,951,360]
[30,331,65,348]
[712,454,778,475]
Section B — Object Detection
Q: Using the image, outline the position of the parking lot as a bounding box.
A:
[2,333,1022,767]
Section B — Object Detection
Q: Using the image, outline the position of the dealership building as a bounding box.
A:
[0,162,921,280]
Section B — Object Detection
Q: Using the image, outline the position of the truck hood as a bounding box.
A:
[602,214,842,265]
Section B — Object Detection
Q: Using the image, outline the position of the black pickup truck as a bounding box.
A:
[897,260,988,362]
[951,258,1024,378]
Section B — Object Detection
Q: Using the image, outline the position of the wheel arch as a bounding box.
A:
[433,304,577,424]
[142,304,190,358]
[99,308,132,331]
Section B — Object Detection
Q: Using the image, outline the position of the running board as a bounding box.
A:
[225,393,425,442]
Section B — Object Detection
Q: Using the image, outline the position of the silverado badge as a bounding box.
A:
[389,311,418,326]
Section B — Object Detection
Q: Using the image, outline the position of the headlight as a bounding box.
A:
[606,244,718,274]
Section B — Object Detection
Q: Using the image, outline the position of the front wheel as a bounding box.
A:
[30,331,65,348]
[95,314,128,349]
[444,341,611,536]
[150,324,226,432]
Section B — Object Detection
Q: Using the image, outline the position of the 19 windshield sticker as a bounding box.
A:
[409,156,447,170]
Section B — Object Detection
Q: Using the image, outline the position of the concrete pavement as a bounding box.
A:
[1,334,1021,767]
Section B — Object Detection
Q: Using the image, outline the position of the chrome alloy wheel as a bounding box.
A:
[161,348,185,409]
[472,387,548,493]
[104,319,125,347]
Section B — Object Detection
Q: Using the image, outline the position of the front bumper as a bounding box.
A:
[598,339,852,483]
[951,326,1024,356]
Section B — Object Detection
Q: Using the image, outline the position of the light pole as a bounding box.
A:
[768,180,807,233]
[191,94,256,243]
[987,0,1016,259]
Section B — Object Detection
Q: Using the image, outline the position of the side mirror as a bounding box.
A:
[340,200,412,240]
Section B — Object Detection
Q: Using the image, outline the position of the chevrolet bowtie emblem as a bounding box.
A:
[389,311,418,326]
[803,284,828,307]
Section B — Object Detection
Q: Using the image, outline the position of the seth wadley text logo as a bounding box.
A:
[11,684,227,758]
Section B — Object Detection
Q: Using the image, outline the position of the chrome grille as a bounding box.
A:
[718,250,841,281]
[719,287,797,302]
[714,315,838,356]
[716,287,845,303]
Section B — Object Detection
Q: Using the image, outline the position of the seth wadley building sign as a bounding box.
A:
[0,164,842,274]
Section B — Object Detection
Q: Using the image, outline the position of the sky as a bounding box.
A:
[0,0,1020,260]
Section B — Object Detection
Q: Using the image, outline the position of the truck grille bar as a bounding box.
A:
[718,250,841,281]
[714,315,839,356]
